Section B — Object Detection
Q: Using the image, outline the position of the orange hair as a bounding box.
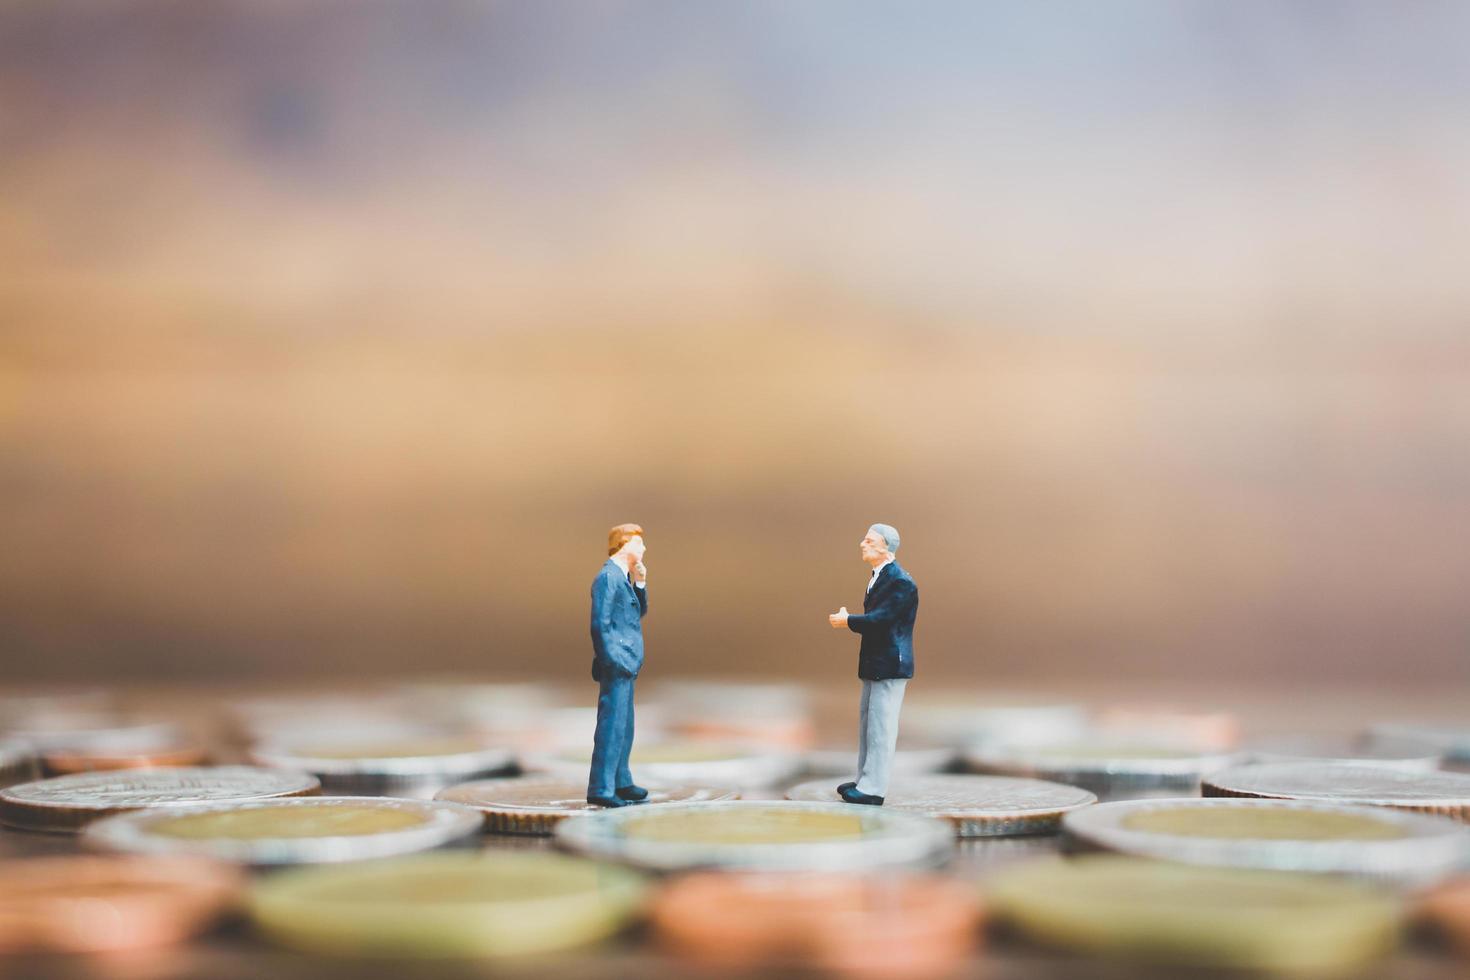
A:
[607,523,644,556]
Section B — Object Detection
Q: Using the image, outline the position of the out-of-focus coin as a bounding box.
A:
[1421,879,1470,958]
[42,743,210,776]
[1095,705,1240,751]
[227,692,420,743]
[0,741,36,788]
[965,741,1239,800]
[786,774,1095,837]
[988,855,1401,972]
[656,681,815,749]
[0,765,321,833]
[249,735,514,798]
[84,796,483,866]
[523,741,801,791]
[5,717,184,755]
[555,800,953,872]
[436,776,739,835]
[1368,723,1470,763]
[902,695,1087,749]
[0,855,242,953]
[249,851,646,958]
[1246,735,1442,772]
[1063,797,1470,887]
[803,742,957,778]
[1203,763,1470,822]
[397,682,582,751]
[652,872,984,978]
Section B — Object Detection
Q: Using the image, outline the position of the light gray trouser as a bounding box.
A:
[855,677,908,797]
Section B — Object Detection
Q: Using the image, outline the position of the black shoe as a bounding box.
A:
[837,781,857,796]
[838,784,884,806]
[586,794,631,808]
[616,784,649,802]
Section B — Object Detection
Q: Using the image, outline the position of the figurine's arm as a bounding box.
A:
[635,582,648,618]
[846,580,917,633]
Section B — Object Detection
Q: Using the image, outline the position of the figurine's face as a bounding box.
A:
[859,529,889,563]
[622,535,646,560]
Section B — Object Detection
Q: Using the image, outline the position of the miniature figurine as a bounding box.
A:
[828,523,918,805]
[587,523,649,807]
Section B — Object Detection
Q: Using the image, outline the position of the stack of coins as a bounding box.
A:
[0,766,321,832]
[966,740,1240,801]
[652,872,984,977]
[988,855,1402,972]
[786,774,1096,837]
[1202,762,1470,822]
[555,800,953,872]
[656,681,815,749]
[1062,797,1470,887]
[84,796,484,866]
[437,775,739,835]
[522,740,801,791]
[249,851,647,958]
[249,733,514,798]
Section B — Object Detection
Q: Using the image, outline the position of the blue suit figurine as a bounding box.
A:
[829,523,918,806]
[587,523,649,807]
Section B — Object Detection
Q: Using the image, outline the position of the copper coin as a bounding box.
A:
[0,855,242,953]
[42,744,210,776]
[1422,879,1470,957]
[651,872,983,978]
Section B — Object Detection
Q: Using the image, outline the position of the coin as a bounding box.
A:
[988,854,1401,971]
[0,765,321,833]
[1095,705,1240,751]
[249,735,515,798]
[786,774,1096,837]
[555,800,953,872]
[250,851,647,957]
[523,741,802,791]
[5,717,184,754]
[1421,878,1470,958]
[42,743,210,776]
[903,695,1087,749]
[0,741,36,788]
[1246,735,1442,772]
[436,776,739,835]
[965,741,1240,800]
[803,742,957,779]
[1063,797,1470,887]
[0,855,242,953]
[1202,762,1470,822]
[657,681,815,749]
[651,872,984,976]
[84,796,483,866]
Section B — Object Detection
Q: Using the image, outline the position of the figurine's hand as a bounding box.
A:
[828,607,849,629]
[632,560,647,585]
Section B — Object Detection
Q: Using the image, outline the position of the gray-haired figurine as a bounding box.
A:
[827,523,918,805]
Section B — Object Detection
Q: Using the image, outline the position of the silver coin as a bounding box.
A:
[786,774,1096,837]
[249,737,515,799]
[0,765,321,832]
[1246,735,1441,772]
[1203,763,1470,821]
[965,742,1241,800]
[1367,723,1470,763]
[904,698,1087,749]
[83,796,483,866]
[1063,797,1470,888]
[803,743,957,778]
[555,799,952,872]
[436,776,739,835]
[523,742,802,791]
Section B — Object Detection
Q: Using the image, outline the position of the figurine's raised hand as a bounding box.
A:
[828,607,848,629]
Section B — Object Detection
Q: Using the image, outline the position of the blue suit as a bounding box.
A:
[588,558,646,798]
[846,561,917,680]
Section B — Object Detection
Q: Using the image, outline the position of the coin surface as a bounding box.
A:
[250,851,647,957]
[1063,797,1470,887]
[249,736,515,798]
[0,765,322,832]
[786,774,1096,837]
[1245,735,1442,772]
[803,742,957,779]
[85,796,483,865]
[523,741,802,791]
[1202,763,1470,821]
[965,741,1240,800]
[0,855,242,953]
[436,776,739,835]
[555,800,953,872]
[651,871,984,976]
[988,854,1401,972]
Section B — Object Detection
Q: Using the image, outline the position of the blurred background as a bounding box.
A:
[1,0,1467,689]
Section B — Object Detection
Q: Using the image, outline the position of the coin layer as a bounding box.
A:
[1063,797,1470,887]
[0,765,321,832]
[786,774,1096,837]
[249,736,515,798]
[250,851,647,958]
[85,796,483,865]
[555,800,953,872]
[1202,763,1470,822]
[436,776,739,835]
[965,742,1240,800]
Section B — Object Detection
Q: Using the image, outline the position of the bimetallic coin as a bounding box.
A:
[1063,797,1470,887]
[555,800,953,872]
[1203,763,1470,822]
[85,796,483,866]
[249,736,515,798]
[250,851,646,958]
[436,776,739,835]
[0,741,36,788]
[1368,723,1470,763]
[0,855,242,953]
[966,741,1240,800]
[988,855,1401,972]
[524,741,801,791]
[786,774,1096,837]
[0,765,321,833]
[1246,735,1442,772]
[803,743,957,779]
[652,872,984,976]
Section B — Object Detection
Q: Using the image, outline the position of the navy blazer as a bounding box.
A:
[846,561,917,680]
[590,558,647,681]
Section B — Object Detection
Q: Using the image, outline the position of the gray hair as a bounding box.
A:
[868,523,900,554]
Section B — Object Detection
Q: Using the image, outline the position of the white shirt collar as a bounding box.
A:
[867,558,894,590]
